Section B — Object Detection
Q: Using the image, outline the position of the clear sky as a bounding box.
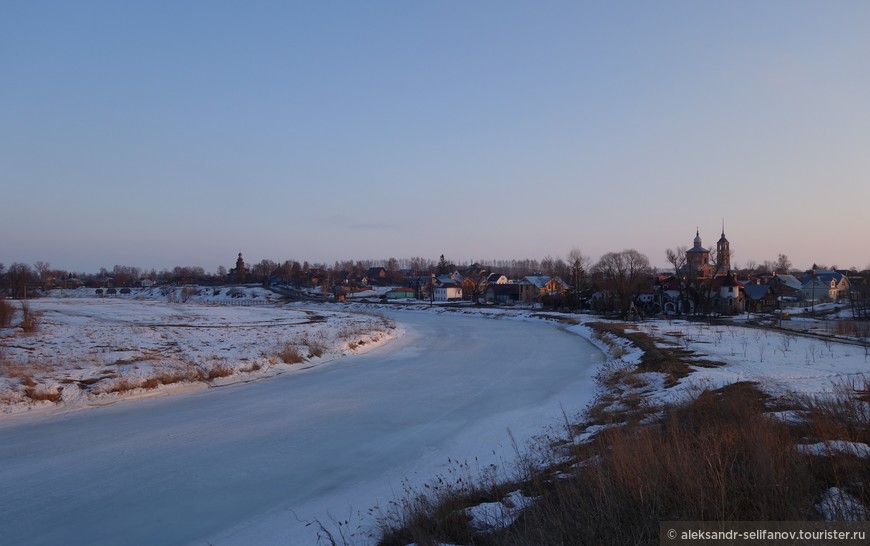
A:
[3,1,869,274]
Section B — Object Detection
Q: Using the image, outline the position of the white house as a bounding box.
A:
[800,270,850,303]
[434,284,463,302]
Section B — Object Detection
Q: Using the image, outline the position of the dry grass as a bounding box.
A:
[18,299,38,333]
[498,383,819,545]
[276,341,305,364]
[377,460,511,546]
[240,362,262,373]
[23,385,62,403]
[303,336,327,358]
[102,366,209,394]
[0,298,13,328]
[590,322,723,387]
[205,363,234,380]
[377,325,870,546]
[0,358,33,380]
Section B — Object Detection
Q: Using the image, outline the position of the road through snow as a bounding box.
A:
[0,310,604,545]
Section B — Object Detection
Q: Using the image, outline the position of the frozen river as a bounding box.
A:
[0,309,604,545]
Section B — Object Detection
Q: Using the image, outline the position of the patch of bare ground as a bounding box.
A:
[529,313,580,325]
[591,322,724,387]
[375,325,870,546]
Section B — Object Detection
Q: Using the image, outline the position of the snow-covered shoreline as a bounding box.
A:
[0,287,399,418]
[4,289,867,423]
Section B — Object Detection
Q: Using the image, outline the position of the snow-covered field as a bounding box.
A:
[614,319,869,406]
[0,288,396,415]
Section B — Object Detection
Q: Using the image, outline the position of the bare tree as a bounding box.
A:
[592,249,652,315]
[7,263,36,298]
[253,259,278,286]
[567,248,591,308]
[34,261,52,289]
[695,245,734,316]
[774,254,792,274]
[665,246,688,315]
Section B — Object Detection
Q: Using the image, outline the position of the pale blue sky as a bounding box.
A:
[3,1,869,273]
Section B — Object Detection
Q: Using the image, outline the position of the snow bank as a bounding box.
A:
[0,294,398,417]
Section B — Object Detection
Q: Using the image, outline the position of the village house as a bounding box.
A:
[518,275,569,304]
[712,273,745,314]
[434,282,463,302]
[800,269,850,304]
[743,282,777,314]
[364,267,388,286]
[487,273,509,285]
[486,283,521,304]
[384,287,416,300]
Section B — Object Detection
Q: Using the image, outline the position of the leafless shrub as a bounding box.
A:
[303,336,327,358]
[240,362,262,373]
[180,286,196,303]
[0,298,13,328]
[206,363,233,380]
[24,387,62,403]
[795,377,870,445]
[165,288,178,304]
[377,459,504,546]
[778,334,793,355]
[19,299,38,333]
[276,341,305,364]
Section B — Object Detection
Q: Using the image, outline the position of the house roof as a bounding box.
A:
[435,274,460,285]
[720,273,740,287]
[773,274,803,290]
[743,284,771,301]
[520,275,569,289]
[386,287,415,294]
[802,270,845,285]
[520,275,550,288]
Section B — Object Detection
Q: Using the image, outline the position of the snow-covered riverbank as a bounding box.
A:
[0,293,397,416]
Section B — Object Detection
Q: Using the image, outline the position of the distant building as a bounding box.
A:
[385,288,416,300]
[800,269,850,303]
[229,253,248,283]
[685,225,731,278]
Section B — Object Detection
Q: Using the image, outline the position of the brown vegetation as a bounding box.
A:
[102,366,211,394]
[376,327,870,546]
[205,363,234,380]
[23,386,63,403]
[0,297,13,328]
[18,299,38,333]
[276,341,305,364]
